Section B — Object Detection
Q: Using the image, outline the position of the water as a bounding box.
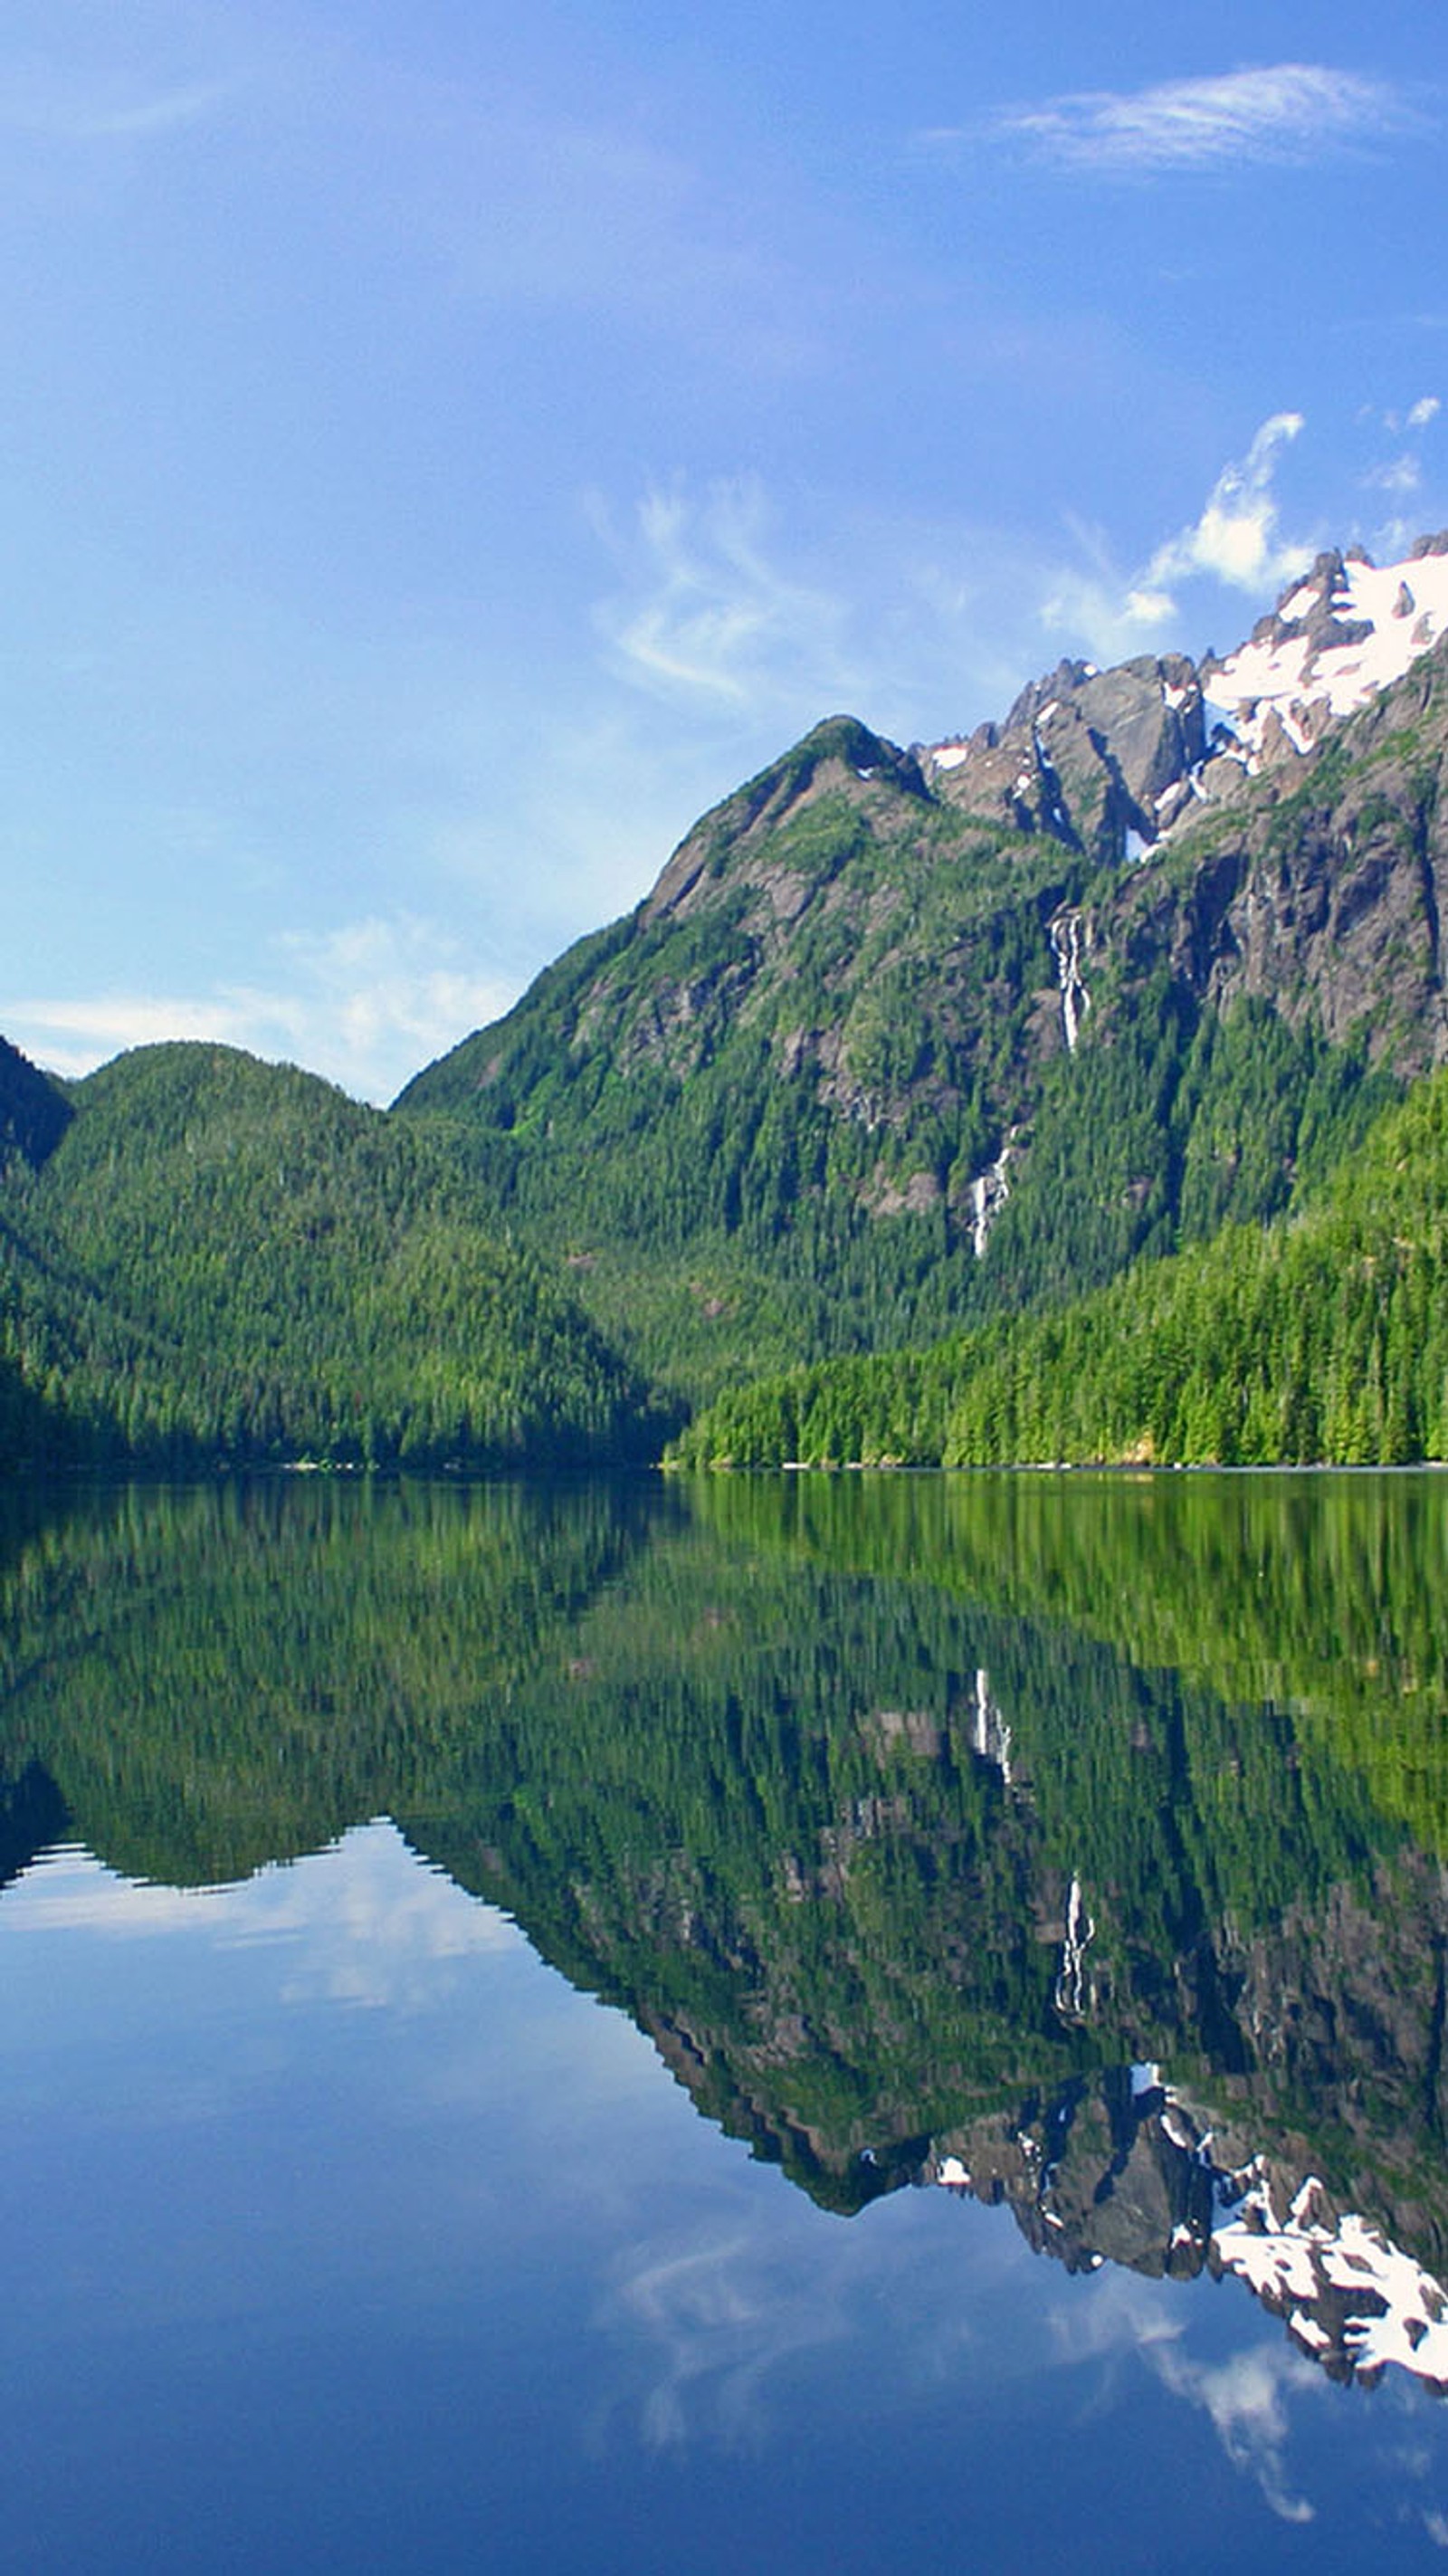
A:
[2,1469,1447,2569]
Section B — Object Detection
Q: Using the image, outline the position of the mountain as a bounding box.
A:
[397,539,1448,1408]
[7,536,1448,1468]
[0,1040,660,1469]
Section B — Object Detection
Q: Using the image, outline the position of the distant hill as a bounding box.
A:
[0,1041,662,1470]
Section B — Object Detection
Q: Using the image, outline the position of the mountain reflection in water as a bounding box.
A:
[3,1465,1448,2413]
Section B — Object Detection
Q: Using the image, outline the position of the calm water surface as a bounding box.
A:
[2,1469,1447,2570]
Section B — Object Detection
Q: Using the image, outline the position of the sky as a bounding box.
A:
[2,2,1445,1102]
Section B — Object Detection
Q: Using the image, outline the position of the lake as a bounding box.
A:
[3,1467,1447,2570]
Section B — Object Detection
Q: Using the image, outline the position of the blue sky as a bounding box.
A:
[3,2,1445,1100]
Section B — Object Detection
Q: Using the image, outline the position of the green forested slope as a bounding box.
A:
[0,1042,661,1469]
[673,1067,1448,1468]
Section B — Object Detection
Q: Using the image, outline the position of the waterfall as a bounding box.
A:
[967,1145,1012,1260]
[1049,909,1090,1053]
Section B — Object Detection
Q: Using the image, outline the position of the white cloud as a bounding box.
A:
[1367,395,1440,440]
[1037,508,1189,661]
[0,994,247,1073]
[988,65,1421,175]
[587,478,1096,755]
[0,913,514,1104]
[270,915,517,1097]
[1038,562,1178,661]
[607,2231,852,2452]
[1044,2274,1319,2524]
[1044,2266,1184,2364]
[1035,415,1316,661]
[1145,413,1310,596]
[4,1826,526,2015]
[1154,2342,1319,2524]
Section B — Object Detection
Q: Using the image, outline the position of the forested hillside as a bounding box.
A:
[673,1066,1448,1467]
[0,1042,661,1470]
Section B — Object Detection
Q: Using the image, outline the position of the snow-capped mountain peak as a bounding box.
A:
[916,535,1448,864]
[1203,534,1448,763]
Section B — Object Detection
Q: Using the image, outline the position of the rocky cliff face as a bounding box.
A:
[1110,623,1448,1075]
[924,650,1206,863]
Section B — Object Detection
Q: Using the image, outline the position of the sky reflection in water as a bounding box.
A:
[2,1474,1448,2568]
[0,1825,1438,2571]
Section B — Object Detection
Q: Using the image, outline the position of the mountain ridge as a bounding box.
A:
[8,534,1448,1463]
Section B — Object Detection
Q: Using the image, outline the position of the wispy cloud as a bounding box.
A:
[1046,2276,1319,2523]
[1360,394,1441,511]
[269,915,516,1096]
[1367,452,1424,499]
[594,478,858,719]
[983,64,1422,175]
[1039,538,1179,661]
[6,1826,524,2013]
[606,2231,853,2452]
[0,62,233,144]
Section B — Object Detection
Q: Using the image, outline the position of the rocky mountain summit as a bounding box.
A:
[921,535,1448,849]
[921,649,1206,863]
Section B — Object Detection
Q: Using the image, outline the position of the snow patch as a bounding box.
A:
[1207,546,1448,758]
[1214,2175,1448,2390]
